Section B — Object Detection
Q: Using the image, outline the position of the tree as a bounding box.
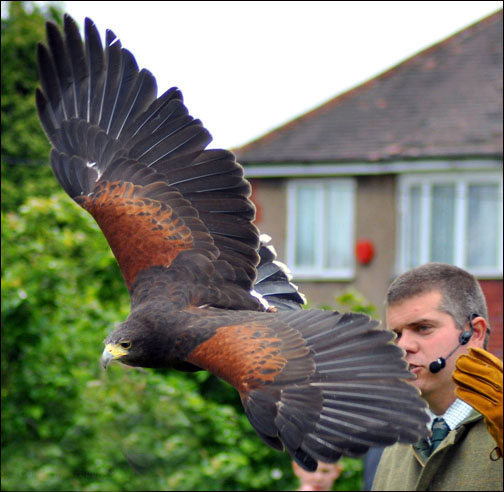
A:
[1,1,61,212]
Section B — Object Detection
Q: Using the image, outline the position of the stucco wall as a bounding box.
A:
[250,178,288,260]
[353,174,397,313]
[250,175,397,314]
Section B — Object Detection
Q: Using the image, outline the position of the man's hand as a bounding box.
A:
[453,348,503,459]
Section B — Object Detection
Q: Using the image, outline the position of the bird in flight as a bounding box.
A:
[36,14,428,471]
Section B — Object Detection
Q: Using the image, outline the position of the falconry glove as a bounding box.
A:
[453,347,503,459]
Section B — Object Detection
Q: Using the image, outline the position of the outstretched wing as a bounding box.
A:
[186,309,429,471]
[36,15,259,302]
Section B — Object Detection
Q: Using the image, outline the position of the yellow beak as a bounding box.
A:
[101,343,128,369]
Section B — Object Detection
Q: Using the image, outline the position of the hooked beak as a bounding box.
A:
[101,343,128,369]
[101,349,114,369]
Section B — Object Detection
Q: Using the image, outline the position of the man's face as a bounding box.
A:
[386,290,465,413]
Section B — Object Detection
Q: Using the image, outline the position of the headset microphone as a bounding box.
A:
[428,314,477,374]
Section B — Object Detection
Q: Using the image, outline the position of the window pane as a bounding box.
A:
[466,184,499,268]
[430,184,455,263]
[399,173,502,276]
[325,184,352,269]
[294,186,317,267]
[407,185,422,268]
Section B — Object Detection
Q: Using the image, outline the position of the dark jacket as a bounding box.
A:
[372,411,503,491]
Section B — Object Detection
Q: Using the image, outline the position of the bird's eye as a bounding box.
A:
[120,340,131,349]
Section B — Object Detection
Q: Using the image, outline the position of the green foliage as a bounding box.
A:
[1,3,367,490]
[311,288,377,318]
[1,1,62,212]
[333,290,378,317]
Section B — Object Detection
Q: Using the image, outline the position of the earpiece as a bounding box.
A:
[428,313,478,374]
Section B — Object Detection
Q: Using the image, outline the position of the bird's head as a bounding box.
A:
[101,317,167,369]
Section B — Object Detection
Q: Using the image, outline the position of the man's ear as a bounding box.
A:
[468,316,487,349]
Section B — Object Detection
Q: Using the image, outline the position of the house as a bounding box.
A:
[235,10,503,357]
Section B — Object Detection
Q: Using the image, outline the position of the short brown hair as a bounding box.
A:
[386,263,489,348]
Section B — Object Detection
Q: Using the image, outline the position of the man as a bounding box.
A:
[372,263,503,491]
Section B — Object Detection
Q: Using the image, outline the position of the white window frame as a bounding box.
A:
[397,171,503,277]
[286,178,355,280]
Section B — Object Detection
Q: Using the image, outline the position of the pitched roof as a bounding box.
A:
[235,10,503,164]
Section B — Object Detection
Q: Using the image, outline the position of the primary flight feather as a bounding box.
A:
[36,14,428,471]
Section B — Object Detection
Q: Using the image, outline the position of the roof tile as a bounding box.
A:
[235,10,503,164]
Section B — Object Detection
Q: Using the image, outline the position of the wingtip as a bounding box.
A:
[63,12,80,33]
[36,40,46,55]
[35,41,52,77]
[84,17,97,35]
[105,28,121,48]
[45,18,61,37]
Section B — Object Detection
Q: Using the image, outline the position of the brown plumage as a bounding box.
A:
[36,14,428,471]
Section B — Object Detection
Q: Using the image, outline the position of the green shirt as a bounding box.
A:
[372,411,503,491]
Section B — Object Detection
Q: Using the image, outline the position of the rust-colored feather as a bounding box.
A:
[77,180,194,289]
[187,323,287,393]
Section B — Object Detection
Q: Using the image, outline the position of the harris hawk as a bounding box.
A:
[36,14,428,471]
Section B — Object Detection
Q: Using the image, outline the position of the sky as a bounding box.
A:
[39,1,504,149]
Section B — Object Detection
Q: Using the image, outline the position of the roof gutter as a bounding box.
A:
[241,159,502,178]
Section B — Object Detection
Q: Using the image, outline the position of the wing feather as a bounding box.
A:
[64,15,88,120]
[45,21,74,119]
[121,88,186,143]
[37,14,260,300]
[98,29,123,133]
[84,17,105,124]
[185,309,427,471]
